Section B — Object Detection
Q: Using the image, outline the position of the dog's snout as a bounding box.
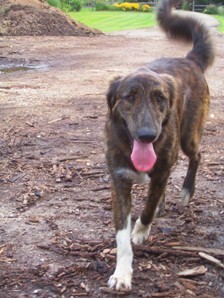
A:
[137,127,157,143]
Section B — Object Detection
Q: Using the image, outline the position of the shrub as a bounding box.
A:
[69,0,82,11]
[114,2,140,11]
[181,1,192,11]
[95,1,116,11]
[113,2,153,12]
[47,0,62,9]
[203,4,219,14]
[142,4,153,12]
[217,6,224,15]
[217,6,224,16]
[94,2,153,12]
[196,0,210,5]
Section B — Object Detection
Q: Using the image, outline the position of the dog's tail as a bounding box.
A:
[157,0,215,72]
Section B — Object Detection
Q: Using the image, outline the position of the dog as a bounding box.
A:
[105,0,215,291]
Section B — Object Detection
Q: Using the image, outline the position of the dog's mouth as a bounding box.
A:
[131,140,157,173]
[124,122,157,172]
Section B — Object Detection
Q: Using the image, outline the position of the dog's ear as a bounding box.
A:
[161,74,176,108]
[107,76,122,112]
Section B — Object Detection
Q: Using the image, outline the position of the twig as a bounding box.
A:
[37,244,97,258]
[91,186,110,192]
[199,252,224,269]
[71,293,89,296]
[26,121,35,127]
[100,287,131,295]
[48,118,63,124]
[70,140,95,144]
[81,171,104,176]
[135,246,197,258]
[152,292,175,297]
[172,246,224,256]
[9,173,27,182]
[58,156,79,162]
[56,155,91,162]
[177,265,207,277]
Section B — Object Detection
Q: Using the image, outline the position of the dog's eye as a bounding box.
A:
[123,94,136,102]
[157,95,165,103]
[155,92,166,104]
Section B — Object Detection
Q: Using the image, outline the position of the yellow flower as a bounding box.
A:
[114,2,140,11]
[142,4,151,12]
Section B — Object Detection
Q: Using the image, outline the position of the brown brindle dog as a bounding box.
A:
[105,0,215,291]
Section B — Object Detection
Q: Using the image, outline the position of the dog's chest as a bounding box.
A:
[115,167,150,184]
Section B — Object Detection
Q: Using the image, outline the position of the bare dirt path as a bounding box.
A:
[0,26,223,297]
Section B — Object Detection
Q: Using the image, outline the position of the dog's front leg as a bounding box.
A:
[132,172,170,245]
[108,179,133,291]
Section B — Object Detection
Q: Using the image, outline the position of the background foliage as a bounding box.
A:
[46,0,224,31]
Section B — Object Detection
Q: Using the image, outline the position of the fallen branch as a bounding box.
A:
[100,287,131,295]
[179,278,205,291]
[57,156,79,162]
[177,265,207,277]
[9,173,27,183]
[172,246,224,256]
[91,186,110,192]
[37,244,97,258]
[48,118,63,124]
[81,171,104,176]
[152,292,176,297]
[135,246,197,258]
[199,252,224,269]
[72,293,89,296]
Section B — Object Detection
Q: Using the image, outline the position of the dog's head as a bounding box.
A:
[106,69,175,172]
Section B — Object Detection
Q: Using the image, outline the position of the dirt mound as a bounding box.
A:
[0,0,101,36]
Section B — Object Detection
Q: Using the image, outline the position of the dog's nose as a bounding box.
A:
[137,127,157,143]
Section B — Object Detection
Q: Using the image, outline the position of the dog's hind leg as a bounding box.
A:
[132,172,170,245]
[181,151,201,206]
[108,179,133,291]
[180,114,204,206]
[181,90,209,206]
[155,193,166,217]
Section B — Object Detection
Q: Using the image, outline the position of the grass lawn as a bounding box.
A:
[69,9,156,32]
[212,15,224,32]
[68,8,224,34]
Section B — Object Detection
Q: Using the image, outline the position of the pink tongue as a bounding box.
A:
[131,140,157,172]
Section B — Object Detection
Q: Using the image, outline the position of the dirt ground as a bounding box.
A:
[0,23,224,297]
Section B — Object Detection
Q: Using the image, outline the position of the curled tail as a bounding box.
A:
[157,0,215,72]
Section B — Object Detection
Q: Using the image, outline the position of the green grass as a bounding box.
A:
[68,8,224,34]
[69,9,156,32]
[212,15,224,32]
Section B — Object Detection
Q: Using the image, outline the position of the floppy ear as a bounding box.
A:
[161,74,176,108]
[106,76,122,112]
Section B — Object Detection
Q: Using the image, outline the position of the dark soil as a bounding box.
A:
[0,22,223,298]
[0,0,101,36]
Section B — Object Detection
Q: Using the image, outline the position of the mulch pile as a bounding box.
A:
[0,0,101,36]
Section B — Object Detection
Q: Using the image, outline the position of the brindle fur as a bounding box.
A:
[105,0,215,290]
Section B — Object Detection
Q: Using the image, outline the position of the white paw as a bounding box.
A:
[181,188,191,206]
[131,218,151,245]
[108,268,132,291]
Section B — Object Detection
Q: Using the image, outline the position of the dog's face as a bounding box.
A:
[107,70,175,141]
[107,70,176,172]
